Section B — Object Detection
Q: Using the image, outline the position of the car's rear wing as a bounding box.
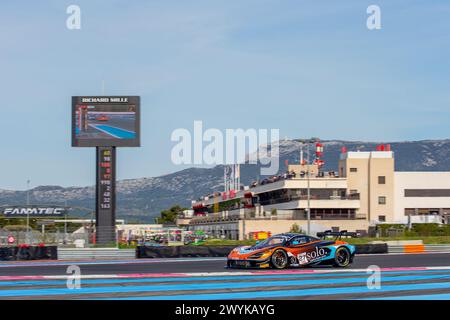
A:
[316,230,359,240]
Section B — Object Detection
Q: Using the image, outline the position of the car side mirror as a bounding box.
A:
[292,241,299,245]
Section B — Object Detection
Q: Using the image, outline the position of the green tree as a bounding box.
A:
[156,205,187,224]
[290,223,303,233]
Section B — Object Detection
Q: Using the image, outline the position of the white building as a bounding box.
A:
[181,146,450,239]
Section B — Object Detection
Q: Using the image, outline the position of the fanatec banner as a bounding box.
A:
[0,206,67,217]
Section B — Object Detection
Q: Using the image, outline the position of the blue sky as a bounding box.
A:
[1,0,450,190]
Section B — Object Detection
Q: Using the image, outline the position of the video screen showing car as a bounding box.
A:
[72,96,140,147]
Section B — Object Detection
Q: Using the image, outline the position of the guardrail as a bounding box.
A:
[388,244,450,253]
[57,248,135,260]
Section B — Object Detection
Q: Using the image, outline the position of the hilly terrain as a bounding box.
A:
[1,139,450,222]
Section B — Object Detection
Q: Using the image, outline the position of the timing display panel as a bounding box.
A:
[72,96,140,147]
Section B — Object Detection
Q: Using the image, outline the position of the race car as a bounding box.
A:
[95,115,110,121]
[227,230,357,269]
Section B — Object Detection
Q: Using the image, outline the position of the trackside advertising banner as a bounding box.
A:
[0,206,67,217]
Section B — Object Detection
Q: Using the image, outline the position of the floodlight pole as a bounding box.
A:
[306,143,311,236]
[64,200,68,244]
[300,140,314,236]
[26,179,30,243]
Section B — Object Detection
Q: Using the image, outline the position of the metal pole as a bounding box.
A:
[26,180,30,205]
[64,215,68,244]
[306,142,311,236]
[26,179,30,243]
[64,200,68,244]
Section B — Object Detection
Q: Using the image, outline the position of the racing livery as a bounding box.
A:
[227,230,357,269]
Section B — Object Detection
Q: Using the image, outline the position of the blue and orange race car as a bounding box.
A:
[227,230,357,269]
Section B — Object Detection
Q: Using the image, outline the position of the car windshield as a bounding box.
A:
[253,236,287,249]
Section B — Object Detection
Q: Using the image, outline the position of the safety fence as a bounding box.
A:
[0,229,117,248]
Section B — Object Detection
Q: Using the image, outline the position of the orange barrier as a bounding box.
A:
[404,244,425,253]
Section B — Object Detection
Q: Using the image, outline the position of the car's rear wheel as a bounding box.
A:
[334,247,351,267]
[271,249,289,269]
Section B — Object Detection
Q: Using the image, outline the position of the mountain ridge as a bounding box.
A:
[1,139,450,222]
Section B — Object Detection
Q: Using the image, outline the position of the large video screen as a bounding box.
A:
[72,96,140,147]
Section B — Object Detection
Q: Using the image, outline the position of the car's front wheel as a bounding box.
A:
[271,249,289,269]
[334,247,351,267]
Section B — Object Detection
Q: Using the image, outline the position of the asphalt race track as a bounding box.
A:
[1,252,449,276]
[76,114,136,140]
[0,253,449,299]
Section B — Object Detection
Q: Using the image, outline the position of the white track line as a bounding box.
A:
[1,266,450,281]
